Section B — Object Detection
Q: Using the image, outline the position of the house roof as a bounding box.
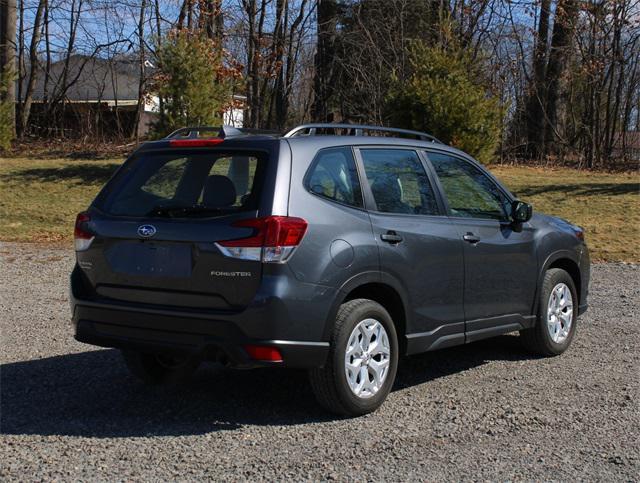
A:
[20,55,143,102]
[19,54,248,106]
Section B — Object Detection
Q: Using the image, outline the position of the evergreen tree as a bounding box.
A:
[151,30,237,137]
[387,40,503,164]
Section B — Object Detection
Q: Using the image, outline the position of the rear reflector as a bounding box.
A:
[216,216,308,263]
[168,138,225,147]
[244,345,283,362]
[74,212,94,251]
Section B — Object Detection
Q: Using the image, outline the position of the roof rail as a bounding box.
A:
[165,125,244,139]
[283,123,442,143]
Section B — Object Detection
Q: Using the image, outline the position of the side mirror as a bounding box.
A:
[511,200,533,223]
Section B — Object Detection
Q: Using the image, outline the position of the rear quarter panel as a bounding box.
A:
[284,140,379,289]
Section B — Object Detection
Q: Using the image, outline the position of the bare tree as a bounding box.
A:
[572,0,640,167]
[134,0,147,140]
[543,0,579,152]
[6,0,637,165]
[312,0,338,122]
[17,0,45,136]
[523,0,551,158]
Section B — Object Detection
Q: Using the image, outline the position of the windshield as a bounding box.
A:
[98,150,266,218]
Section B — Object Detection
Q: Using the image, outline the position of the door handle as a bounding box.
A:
[381,231,403,244]
[463,233,481,244]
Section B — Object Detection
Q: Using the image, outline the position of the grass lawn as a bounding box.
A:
[490,165,639,262]
[0,157,638,261]
[0,157,123,244]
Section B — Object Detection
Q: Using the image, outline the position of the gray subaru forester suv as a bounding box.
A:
[70,124,590,416]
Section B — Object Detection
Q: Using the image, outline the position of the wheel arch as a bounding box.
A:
[536,251,582,313]
[548,258,582,304]
[323,272,410,355]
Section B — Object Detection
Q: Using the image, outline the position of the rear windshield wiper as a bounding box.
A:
[147,204,229,218]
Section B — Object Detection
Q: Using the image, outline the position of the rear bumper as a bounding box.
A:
[70,268,333,369]
[74,315,328,369]
[73,303,329,368]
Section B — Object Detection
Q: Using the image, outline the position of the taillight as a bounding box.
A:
[168,138,224,147]
[216,216,308,263]
[74,212,94,251]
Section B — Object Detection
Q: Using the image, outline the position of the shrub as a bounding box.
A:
[387,41,503,164]
[151,30,239,138]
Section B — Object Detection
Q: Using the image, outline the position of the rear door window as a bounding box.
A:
[100,151,265,217]
[360,149,440,215]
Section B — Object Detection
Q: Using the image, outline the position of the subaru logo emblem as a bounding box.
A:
[137,224,157,238]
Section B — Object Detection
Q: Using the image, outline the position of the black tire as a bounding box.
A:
[121,350,200,385]
[309,299,399,416]
[520,268,578,356]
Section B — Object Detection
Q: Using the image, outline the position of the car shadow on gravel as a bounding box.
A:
[1,335,535,438]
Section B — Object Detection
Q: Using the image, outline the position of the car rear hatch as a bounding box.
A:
[74,138,287,311]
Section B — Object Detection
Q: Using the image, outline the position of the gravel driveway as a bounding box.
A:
[1,242,638,481]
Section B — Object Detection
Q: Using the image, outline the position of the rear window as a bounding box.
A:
[99,151,265,217]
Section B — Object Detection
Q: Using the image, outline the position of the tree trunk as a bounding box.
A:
[279,0,308,129]
[312,0,338,122]
[42,0,49,97]
[0,0,17,138]
[17,0,45,137]
[134,0,147,141]
[544,0,579,154]
[270,0,286,129]
[244,0,256,127]
[244,0,267,128]
[200,0,223,40]
[524,0,551,159]
[154,0,163,123]
[177,0,189,29]
[16,0,23,123]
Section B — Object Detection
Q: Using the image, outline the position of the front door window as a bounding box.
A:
[427,152,510,220]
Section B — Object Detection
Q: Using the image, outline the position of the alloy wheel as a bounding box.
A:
[547,283,574,344]
[344,318,391,398]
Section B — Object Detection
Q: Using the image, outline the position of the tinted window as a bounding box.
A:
[427,152,509,220]
[306,147,363,208]
[200,156,258,206]
[141,158,188,198]
[360,149,439,215]
[100,151,264,217]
